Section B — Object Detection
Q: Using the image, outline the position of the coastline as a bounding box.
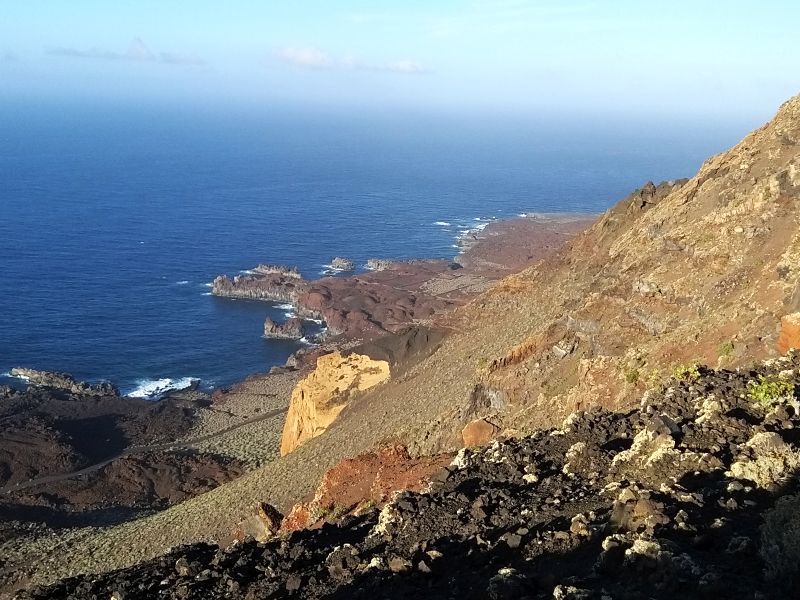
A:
[211,212,597,354]
[0,210,595,594]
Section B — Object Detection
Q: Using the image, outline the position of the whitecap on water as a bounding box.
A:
[127,377,197,400]
[274,303,295,310]
[201,292,213,296]
[175,280,189,285]
[203,282,213,288]
[434,221,451,226]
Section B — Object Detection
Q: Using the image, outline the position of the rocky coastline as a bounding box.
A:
[211,213,595,340]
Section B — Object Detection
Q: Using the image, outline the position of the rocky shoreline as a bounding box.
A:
[212,214,595,341]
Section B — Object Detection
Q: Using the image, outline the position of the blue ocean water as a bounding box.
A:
[0,101,750,396]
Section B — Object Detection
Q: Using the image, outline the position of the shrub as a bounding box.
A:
[624,368,640,384]
[719,340,735,356]
[760,494,800,586]
[747,375,795,410]
[672,364,701,381]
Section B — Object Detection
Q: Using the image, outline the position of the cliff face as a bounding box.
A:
[279,352,390,455]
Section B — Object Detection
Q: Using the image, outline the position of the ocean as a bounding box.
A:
[0,100,749,397]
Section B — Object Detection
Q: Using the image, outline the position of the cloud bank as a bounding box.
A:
[47,38,206,66]
[277,47,428,74]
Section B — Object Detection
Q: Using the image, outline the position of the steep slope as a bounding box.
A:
[4,94,799,593]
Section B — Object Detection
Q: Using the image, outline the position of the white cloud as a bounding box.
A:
[47,38,206,66]
[275,47,428,74]
[277,47,333,69]
[386,60,426,74]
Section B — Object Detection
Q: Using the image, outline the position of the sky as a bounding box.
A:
[1,1,799,119]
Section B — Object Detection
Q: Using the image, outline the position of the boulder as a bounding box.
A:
[462,418,500,447]
[777,313,800,353]
[366,258,393,271]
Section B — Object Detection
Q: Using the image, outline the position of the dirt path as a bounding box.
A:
[0,407,287,495]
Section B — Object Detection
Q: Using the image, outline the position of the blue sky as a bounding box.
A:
[1,1,798,118]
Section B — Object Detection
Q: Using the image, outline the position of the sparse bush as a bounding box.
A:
[747,375,795,410]
[719,340,735,356]
[760,494,800,586]
[476,357,489,370]
[672,364,701,381]
[624,368,640,384]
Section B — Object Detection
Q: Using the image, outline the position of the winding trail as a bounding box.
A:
[0,407,287,495]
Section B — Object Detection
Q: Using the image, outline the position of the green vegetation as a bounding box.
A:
[747,375,795,410]
[719,340,735,356]
[476,356,489,370]
[624,368,640,384]
[672,363,701,381]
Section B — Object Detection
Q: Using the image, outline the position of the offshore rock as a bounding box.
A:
[263,316,305,340]
[366,258,394,271]
[280,352,391,455]
[330,257,355,271]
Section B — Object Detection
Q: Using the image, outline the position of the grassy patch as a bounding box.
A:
[719,340,735,357]
[624,368,640,384]
[747,375,795,411]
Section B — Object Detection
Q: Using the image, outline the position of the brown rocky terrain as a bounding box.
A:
[0,372,248,526]
[4,94,800,597]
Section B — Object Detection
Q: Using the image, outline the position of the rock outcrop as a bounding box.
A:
[9,368,119,396]
[280,445,453,532]
[263,316,305,340]
[280,352,390,455]
[366,258,394,271]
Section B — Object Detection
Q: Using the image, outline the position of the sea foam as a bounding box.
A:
[127,377,197,400]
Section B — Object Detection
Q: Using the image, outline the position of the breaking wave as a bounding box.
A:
[126,377,197,400]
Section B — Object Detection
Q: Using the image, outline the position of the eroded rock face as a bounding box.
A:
[263,316,305,340]
[280,445,453,532]
[279,352,390,455]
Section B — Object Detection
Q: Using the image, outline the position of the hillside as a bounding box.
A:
[3,93,799,594]
[21,355,800,598]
